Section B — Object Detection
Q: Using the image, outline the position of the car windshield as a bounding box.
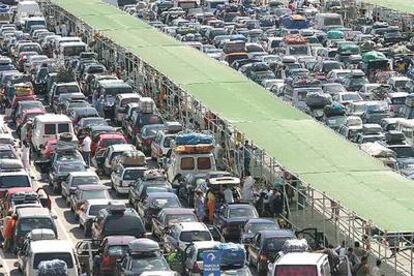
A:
[82,190,108,200]
[395,80,408,89]
[72,176,99,186]
[33,252,74,269]
[263,237,293,252]
[0,175,30,188]
[247,222,277,234]
[59,163,85,173]
[166,214,197,224]
[56,85,80,95]
[288,45,309,55]
[129,252,169,274]
[18,217,54,235]
[229,207,258,218]
[180,230,211,242]
[275,265,317,276]
[0,150,16,159]
[391,146,414,158]
[142,126,165,137]
[88,204,112,216]
[123,169,145,180]
[151,197,180,209]
[163,136,175,148]
[104,215,144,236]
[366,103,388,113]
[323,62,342,72]
[100,138,124,147]
[342,93,361,101]
[107,245,129,257]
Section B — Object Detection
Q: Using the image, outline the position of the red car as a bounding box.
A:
[0,187,36,215]
[41,137,57,159]
[16,108,45,127]
[91,133,127,157]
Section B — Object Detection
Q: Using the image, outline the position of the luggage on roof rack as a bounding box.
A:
[175,133,214,146]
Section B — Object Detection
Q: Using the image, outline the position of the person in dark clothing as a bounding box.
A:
[269,189,283,218]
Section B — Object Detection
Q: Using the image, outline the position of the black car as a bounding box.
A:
[247,229,295,275]
[136,192,181,229]
[151,208,197,240]
[49,160,86,193]
[128,177,171,210]
[241,218,279,245]
[216,203,259,241]
[91,206,145,240]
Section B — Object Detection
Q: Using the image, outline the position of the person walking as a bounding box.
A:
[21,140,31,173]
[370,259,382,276]
[207,191,216,224]
[81,134,91,168]
[3,214,17,253]
[270,189,283,218]
[195,190,205,222]
[223,185,234,204]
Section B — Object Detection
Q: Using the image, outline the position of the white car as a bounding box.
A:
[111,165,146,195]
[102,144,136,175]
[164,222,213,252]
[17,239,79,276]
[333,92,362,106]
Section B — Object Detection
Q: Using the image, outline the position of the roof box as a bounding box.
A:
[28,229,56,241]
[128,238,160,252]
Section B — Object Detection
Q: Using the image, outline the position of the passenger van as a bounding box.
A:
[58,41,87,61]
[53,37,82,49]
[23,16,46,33]
[166,149,216,184]
[14,1,42,27]
[314,13,343,31]
[31,114,75,151]
[268,252,331,276]
[18,239,79,276]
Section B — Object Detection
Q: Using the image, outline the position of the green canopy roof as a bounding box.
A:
[51,0,414,232]
[362,51,387,62]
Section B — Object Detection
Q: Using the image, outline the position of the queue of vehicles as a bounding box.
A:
[2,0,412,274]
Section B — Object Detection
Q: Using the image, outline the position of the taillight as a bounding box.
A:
[192,262,201,273]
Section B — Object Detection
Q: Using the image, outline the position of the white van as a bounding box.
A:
[18,240,79,276]
[31,114,75,151]
[166,150,216,183]
[15,1,42,27]
[268,252,331,276]
[58,41,87,60]
[53,37,82,52]
[314,13,343,30]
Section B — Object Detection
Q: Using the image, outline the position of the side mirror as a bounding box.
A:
[267,263,273,273]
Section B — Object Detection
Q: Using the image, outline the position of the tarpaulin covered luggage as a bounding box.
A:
[38,259,68,276]
[175,133,213,146]
[305,92,331,108]
[327,30,344,40]
[324,103,346,116]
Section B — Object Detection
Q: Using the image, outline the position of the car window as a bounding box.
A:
[33,252,74,269]
[58,123,70,133]
[181,157,195,170]
[197,157,211,170]
[179,231,211,242]
[44,124,56,135]
[0,175,30,188]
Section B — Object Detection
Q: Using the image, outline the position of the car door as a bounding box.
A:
[165,226,179,252]
[248,233,261,264]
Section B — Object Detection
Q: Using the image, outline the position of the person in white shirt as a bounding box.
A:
[21,140,30,172]
[242,171,255,204]
[81,134,91,168]
[223,185,234,203]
